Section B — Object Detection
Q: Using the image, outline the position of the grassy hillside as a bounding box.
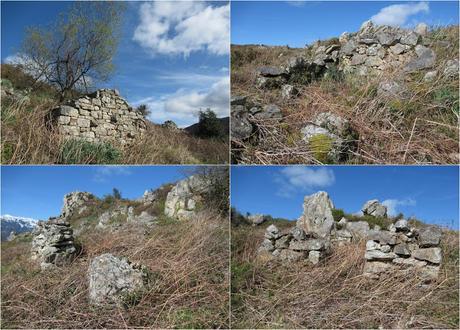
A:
[1,64,229,164]
[1,190,229,328]
[231,219,459,329]
[231,26,459,164]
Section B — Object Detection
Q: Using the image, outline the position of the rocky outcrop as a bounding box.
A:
[61,191,95,219]
[49,89,146,144]
[164,175,211,221]
[362,199,387,218]
[31,220,78,269]
[88,253,147,305]
[297,191,335,238]
[363,221,443,281]
[161,120,178,130]
[247,214,267,226]
[258,224,330,264]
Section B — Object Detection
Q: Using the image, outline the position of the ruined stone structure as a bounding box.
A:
[50,89,146,144]
[363,220,443,281]
[61,191,95,219]
[31,220,78,269]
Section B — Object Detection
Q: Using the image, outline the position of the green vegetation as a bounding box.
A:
[197,109,226,139]
[58,139,121,164]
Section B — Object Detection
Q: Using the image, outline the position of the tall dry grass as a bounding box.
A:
[231,26,459,164]
[1,211,229,328]
[231,223,459,329]
[1,96,229,164]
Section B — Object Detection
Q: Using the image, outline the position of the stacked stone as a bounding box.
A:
[31,220,78,269]
[50,89,146,144]
[364,219,443,281]
[337,21,435,75]
[258,224,330,264]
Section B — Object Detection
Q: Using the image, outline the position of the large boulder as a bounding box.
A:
[346,221,370,239]
[31,221,78,269]
[247,214,267,226]
[88,254,147,305]
[361,200,387,218]
[412,247,442,264]
[164,175,210,220]
[297,191,334,238]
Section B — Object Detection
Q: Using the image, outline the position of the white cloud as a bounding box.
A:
[286,1,306,7]
[134,76,229,127]
[93,166,132,183]
[382,198,417,216]
[133,1,229,56]
[276,167,335,197]
[370,2,429,27]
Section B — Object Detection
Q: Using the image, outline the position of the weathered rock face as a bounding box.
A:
[161,120,178,130]
[50,89,146,144]
[258,224,330,264]
[363,222,443,281]
[88,253,146,305]
[31,220,78,269]
[61,191,95,219]
[362,199,387,218]
[164,175,210,221]
[297,191,335,238]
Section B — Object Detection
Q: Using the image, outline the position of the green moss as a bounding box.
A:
[309,134,333,163]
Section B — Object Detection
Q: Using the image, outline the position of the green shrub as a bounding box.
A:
[196,109,225,139]
[58,139,121,164]
[332,208,346,222]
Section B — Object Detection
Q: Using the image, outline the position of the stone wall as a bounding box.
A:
[364,220,443,281]
[50,89,146,144]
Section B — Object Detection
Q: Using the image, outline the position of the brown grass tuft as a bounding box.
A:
[1,211,229,328]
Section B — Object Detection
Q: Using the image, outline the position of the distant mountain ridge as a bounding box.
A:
[1,214,39,241]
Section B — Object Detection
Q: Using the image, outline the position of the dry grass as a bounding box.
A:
[1,211,229,329]
[231,223,459,329]
[231,26,459,164]
[1,95,229,165]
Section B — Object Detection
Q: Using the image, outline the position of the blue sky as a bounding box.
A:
[0,165,201,220]
[232,1,459,47]
[1,1,229,127]
[231,166,459,229]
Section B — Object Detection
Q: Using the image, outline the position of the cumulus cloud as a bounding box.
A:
[133,1,229,56]
[275,167,335,197]
[370,2,429,27]
[93,166,132,183]
[134,76,229,127]
[382,198,417,216]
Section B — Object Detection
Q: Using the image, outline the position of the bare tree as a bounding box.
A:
[21,2,124,100]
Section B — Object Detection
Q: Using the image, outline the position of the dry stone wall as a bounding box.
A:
[50,89,146,144]
[364,220,443,281]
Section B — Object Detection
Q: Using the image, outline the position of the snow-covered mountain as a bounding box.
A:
[1,214,39,241]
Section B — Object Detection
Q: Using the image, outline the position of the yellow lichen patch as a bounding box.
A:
[309,133,333,163]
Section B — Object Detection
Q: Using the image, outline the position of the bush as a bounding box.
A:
[58,139,121,164]
[197,109,224,139]
[332,208,346,222]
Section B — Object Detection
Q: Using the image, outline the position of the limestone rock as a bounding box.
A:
[394,243,411,256]
[443,59,459,78]
[361,200,387,218]
[308,251,322,265]
[377,80,407,100]
[404,45,436,71]
[367,230,396,245]
[258,66,285,77]
[363,261,395,275]
[415,23,429,36]
[418,226,442,247]
[248,214,267,226]
[365,250,397,261]
[265,224,281,239]
[164,175,210,220]
[290,226,306,241]
[297,191,335,238]
[394,219,409,232]
[61,191,95,219]
[88,254,146,305]
[289,238,327,251]
[346,221,370,238]
[281,84,299,99]
[412,247,442,264]
[279,249,306,262]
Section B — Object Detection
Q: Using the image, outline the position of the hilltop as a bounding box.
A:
[1,169,229,328]
[1,64,229,164]
[231,23,459,164]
